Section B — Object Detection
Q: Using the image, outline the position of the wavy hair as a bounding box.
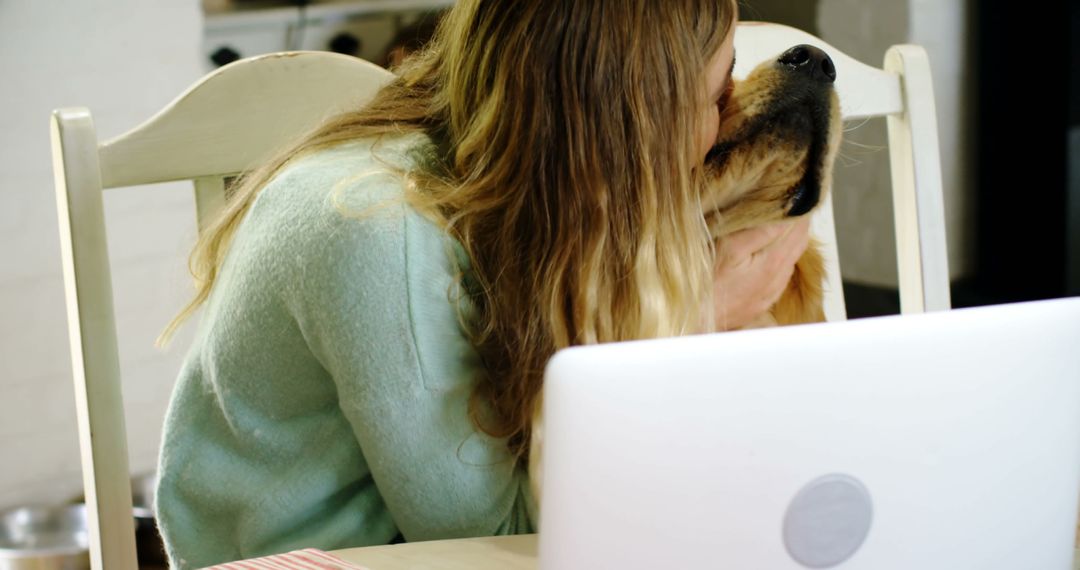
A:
[166,0,737,457]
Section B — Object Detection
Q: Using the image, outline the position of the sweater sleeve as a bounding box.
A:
[282,168,536,541]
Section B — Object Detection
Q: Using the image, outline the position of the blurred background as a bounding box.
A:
[0,0,1076,564]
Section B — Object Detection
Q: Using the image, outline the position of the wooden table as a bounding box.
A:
[332,535,1080,570]
[332,534,537,570]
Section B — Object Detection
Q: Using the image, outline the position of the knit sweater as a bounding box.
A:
[155,134,536,569]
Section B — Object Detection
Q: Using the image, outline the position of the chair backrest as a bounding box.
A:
[50,51,395,570]
[734,22,951,321]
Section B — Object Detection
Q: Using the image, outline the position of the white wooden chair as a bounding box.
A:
[734,22,951,320]
[50,51,395,570]
[49,22,950,570]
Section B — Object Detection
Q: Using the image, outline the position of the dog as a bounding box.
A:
[383,26,836,324]
[704,42,843,327]
[528,43,844,517]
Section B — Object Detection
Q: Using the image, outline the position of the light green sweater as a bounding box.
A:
[156,134,535,569]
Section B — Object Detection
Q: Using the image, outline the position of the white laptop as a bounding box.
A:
[539,298,1080,569]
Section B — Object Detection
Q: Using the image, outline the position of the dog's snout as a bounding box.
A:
[777,44,836,84]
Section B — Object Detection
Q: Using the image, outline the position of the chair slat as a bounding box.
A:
[736,22,904,120]
[194,176,228,232]
[98,52,395,189]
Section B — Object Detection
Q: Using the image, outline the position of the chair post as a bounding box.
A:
[50,108,139,570]
[884,45,952,313]
[194,176,228,232]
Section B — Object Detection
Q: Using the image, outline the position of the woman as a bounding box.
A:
[156,1,809,567]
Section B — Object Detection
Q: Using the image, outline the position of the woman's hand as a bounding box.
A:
[712,217,812,330]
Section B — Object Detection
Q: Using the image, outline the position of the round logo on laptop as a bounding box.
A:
[782,473,873,568]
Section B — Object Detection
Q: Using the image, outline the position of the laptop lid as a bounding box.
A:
[538,298,1080,569]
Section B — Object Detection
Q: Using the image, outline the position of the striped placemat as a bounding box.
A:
[203,548,370,569]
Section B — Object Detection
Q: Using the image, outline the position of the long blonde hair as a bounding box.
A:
[167,0,736,457]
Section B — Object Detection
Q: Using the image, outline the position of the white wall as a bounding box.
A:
[740,0,819,35]
[0,1,203,509]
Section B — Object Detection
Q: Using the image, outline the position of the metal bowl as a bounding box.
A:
[0,504,90,570]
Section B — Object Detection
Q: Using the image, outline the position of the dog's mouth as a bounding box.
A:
[774,83,838,218]
[703,45,842,232]
[787,181,814,216]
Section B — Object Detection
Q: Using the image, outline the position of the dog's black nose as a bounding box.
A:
[777,44,836,84]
